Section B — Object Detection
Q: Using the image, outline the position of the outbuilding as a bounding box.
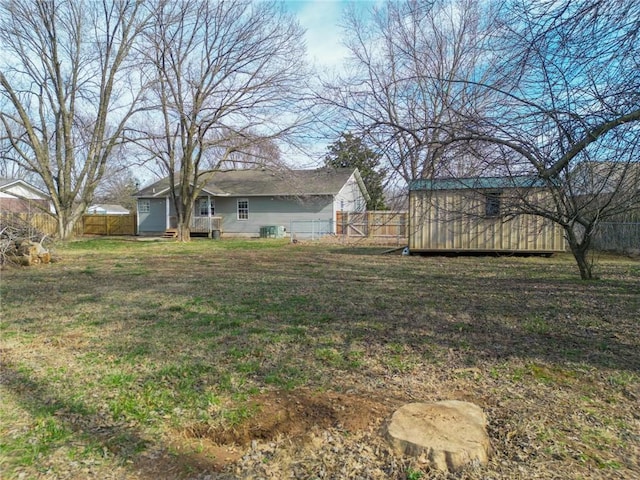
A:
[408,176,566,254]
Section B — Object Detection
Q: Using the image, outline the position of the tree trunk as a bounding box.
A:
[177,223,191,242]
[176,208,192,242]
[570,245,594,280]
[564,226,595,280]
[56,209,82,241]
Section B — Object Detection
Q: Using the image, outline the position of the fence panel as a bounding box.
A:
[1,212,136,237]
[0,212,59,237]
[337,211,407,238]
[83,214,137,235]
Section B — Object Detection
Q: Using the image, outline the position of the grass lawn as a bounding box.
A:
[1,238,638,479]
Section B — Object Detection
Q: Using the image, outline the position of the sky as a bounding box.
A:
[283,0,353,71]
[278,1,374,166]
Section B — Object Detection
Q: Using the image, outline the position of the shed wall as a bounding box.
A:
[409,189,566,253]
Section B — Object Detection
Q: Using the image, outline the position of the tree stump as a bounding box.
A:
[385,400,491,472]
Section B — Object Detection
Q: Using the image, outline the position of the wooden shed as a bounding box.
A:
[408,176,566,254]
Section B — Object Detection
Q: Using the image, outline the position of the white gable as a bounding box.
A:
[0,182,48,200]
[335,172,367,212]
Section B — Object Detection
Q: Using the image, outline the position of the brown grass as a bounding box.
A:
[1,238,638,479]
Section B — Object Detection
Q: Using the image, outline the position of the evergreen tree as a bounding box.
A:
[325,133,386,210]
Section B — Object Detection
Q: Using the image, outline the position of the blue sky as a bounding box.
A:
[282,0,355,71]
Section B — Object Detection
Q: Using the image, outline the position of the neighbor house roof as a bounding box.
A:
[87,204,130,215]
[570,161,640,196]
[410,175,545,191]
[0,178,49,198]
[134,168,369,200]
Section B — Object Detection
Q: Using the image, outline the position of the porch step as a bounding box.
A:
[162,229,178,238]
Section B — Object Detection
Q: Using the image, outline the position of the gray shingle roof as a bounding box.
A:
[135,168,360,197]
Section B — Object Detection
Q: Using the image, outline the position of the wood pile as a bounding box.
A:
[2,239,51,266]
[1,213,52,266]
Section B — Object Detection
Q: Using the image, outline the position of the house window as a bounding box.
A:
[139,199,150,214]
[485,192,501,217]
[198,198,214,216]
[237,199,249,220]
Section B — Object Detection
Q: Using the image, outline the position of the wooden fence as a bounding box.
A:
[82,214,137,235]
[0,212,137,237]
[336,211,407,238]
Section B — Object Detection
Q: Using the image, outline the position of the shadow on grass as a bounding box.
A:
[91,268,640,375]
[2,245,639,478]
[338,273,640,372]
[0,360,232,479]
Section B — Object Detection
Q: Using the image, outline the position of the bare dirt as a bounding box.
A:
[133,390,405,479]
[187,389,392,446]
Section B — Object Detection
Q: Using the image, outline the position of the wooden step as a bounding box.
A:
[162,229,178,238]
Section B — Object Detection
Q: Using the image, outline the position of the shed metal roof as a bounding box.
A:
[409,175,545,191]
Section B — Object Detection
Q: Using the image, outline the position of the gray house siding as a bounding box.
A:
[134,168,370,236]
[138,198,167,233]
[214,195,333,236]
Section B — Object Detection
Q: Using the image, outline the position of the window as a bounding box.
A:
[485,192,501,218]
[139,199,150,214]
[237,199,249,220]
[198,198,214,216]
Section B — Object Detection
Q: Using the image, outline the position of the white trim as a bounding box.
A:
[237,198,249,220]
[136,202,141,233]
[165,197,170,229]
[332,195,337,234]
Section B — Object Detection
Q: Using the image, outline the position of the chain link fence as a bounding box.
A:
[592,222,640,253]
[288,219,334,241]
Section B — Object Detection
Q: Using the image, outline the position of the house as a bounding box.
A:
[570,161,640,198]
[408,176,566,254]
[0,178,51,214]
[87,204,130,215]
[133,167,370,238]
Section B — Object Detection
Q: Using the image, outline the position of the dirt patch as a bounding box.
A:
[185,389,393,447]
[176,389,411,479]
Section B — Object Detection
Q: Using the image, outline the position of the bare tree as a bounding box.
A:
[140,0,309,241]
[319,0,499,183]
[449,0,640,279]
[93,165,140,212]
[323,0,639,279]
[0,0,151,239]
[0,128,34,181]
[204,130,285,171]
